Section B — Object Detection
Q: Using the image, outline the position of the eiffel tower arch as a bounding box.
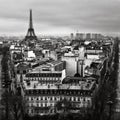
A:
[24,9,37,46]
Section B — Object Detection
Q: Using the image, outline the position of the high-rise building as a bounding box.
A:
[79,33,84,40]
[75,32,79,40]
[75,33,85,40]
[86,33,91,40]
[92,33,103,40]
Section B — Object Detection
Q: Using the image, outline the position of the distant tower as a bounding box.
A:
[24,9,37,42]
[70,33,74,40]
[75,31,79,40]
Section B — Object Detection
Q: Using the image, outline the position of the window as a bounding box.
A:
[46,103,47,107]
[76,97,78,101]
[41,103,43,107]
[41,97,43,100]
[36,97,39,101]
[50,97,52,101]
[71,97,73,101]
[73,97,76,101]
[43,103,45,107]
[31,97,33,100]
[37,103,39,107]
[42,97,45,100]
[54,97,57,101]
[39,103,41,107]
[45,97,47,100]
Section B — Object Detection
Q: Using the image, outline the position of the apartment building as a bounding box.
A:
[23,76,97,116]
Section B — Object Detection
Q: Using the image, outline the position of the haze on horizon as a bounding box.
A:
[0,0,120,36]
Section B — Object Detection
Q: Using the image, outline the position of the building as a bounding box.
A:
[18,60,66,84]
[79,33,85,40]
[86,33,91,40]
[61,51,78,76]
[92,33,103,40]
[75,33,85,40]
[61,46,85,77]
[23,76,97,116]
[84,57,108,84]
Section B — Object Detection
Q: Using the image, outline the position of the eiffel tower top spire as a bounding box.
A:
[29,9,33,29]
[24,9,37,42]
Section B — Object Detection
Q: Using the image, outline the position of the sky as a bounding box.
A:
[0,0,120,36]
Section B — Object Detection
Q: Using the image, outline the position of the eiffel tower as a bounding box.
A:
[24,9,37,42]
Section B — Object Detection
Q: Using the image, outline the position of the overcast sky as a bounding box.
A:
[0,0,120,36]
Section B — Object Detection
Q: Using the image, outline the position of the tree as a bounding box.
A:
[1,91,23,120]
[55,98,72,113]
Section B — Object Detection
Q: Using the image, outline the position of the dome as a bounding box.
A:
[74,73,80,77]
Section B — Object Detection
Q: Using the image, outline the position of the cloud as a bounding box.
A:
[0,0,120,36]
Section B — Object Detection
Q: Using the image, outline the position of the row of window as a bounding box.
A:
[26,96,91,103]
[28,103,54,107]
[25,77,61,81]
[26,81,60,85]
[25,90,93,96]
[27,109,54,114]
[26,73,62,77]
[27,103,90,115]
[28,102,90,108]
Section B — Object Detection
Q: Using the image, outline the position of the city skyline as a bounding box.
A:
[0,0,120,36]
